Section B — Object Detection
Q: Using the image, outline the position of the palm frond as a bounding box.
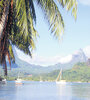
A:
[57,0,77,19]
[8,44,15,63]
[0,0,6,19]
[11,0,37,55]
[0,0,10,39]
[29,0,36,23]
[36,0,64,40]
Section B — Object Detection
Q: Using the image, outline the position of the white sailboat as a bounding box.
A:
[40,76,43,82]
[15,73,23,85]
[56,68,66,84]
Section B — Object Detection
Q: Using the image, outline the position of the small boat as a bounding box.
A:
[15,79,23,85]
[0,78,7,84]
[56,68,66,85]
[56,80,66,84]
[39,76,43,82]
[15,73,23,85]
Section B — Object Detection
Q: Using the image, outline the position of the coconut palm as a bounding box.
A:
[0,0,77,75]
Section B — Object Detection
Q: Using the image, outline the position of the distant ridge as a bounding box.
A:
[0,48,88,74]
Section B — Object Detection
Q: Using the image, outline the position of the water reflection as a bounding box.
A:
[14,82,58,100]
[56,83,73,100]
[71,83,90,99]
[56,82,90,100]
[0,82,17,100]
[0,82,90,100]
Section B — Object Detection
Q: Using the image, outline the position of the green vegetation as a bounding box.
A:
[42,62,90,82]
[0,62,90,82]
[0,0,77,75]
[63,63,90,82]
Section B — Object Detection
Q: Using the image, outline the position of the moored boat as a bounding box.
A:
[56,68,66,85]
[15,79,23,85]
[0,78,7,84]
[15,73,23,85]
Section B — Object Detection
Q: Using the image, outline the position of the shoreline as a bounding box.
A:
[7,80,90,83]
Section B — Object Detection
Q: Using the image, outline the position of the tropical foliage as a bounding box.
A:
[1,62,90,82]
[0,0,77,75]
[62,63,90,82]
[43,62,90,82]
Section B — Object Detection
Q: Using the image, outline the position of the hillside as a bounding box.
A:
[45,62,90,82]
[0,62,90,82]
[0,48,87,75]
[62,62,90,82]
[0,48,89,81]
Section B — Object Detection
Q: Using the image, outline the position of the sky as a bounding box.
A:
[15,0,90,66]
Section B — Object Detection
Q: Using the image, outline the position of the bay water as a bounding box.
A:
[0,81,90,100]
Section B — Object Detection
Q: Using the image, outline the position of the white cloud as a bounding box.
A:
[15,46,72,66]
[15,47,62,66]
[59,55,72,64]
[14,45,90,66]
[83,45,90,58]
[79,0,90,6]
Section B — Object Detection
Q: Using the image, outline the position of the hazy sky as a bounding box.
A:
[16,0,90,66]
[34,0,90,57]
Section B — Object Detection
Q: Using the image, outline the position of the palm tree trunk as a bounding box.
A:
[0,0,12,76]
[4,60,7,76]
[0,1,10,39]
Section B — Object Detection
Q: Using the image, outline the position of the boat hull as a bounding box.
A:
[0,79,7,84]
[15,82,23,85]
[56,80,66,84]
[15,79,23,85]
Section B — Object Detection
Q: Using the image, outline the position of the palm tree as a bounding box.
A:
[0,0,77,75]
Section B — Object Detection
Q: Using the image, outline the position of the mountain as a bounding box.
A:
[63,62,90,82]
[10,48,88,74]
[47,49,88,70]
[72,49,87,63]
[0,48,88,75]
[86,59,90,66]
[43,62,90,82]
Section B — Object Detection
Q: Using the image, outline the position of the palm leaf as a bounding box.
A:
[36,0,64,40]
[10,0,38,56]
[57,0,77,19]
[29,0,36,23]
[36,0,77,39]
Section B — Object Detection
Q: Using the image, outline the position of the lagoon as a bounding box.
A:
[0,81,90,100]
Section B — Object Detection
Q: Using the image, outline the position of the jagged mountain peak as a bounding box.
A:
[72,48,88,62]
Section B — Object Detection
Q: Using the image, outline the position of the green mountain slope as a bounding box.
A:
[62,62,90,82]
[39,62,90,82]
[0,62,90,82]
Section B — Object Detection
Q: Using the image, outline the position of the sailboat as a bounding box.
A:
[40,76,43,82]
[15,73,23,85]
[56,68,66,84]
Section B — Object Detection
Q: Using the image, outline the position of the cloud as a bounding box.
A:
[15,45,90,66]
[15,47,72,66]
[83,45,90,58]
[79,0,90,6]
[59,55,72,64]
[15,47,62,66]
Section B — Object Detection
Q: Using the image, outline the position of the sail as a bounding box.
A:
[56,69,62,81]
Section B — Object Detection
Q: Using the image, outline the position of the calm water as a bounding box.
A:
[0,81,90,100]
